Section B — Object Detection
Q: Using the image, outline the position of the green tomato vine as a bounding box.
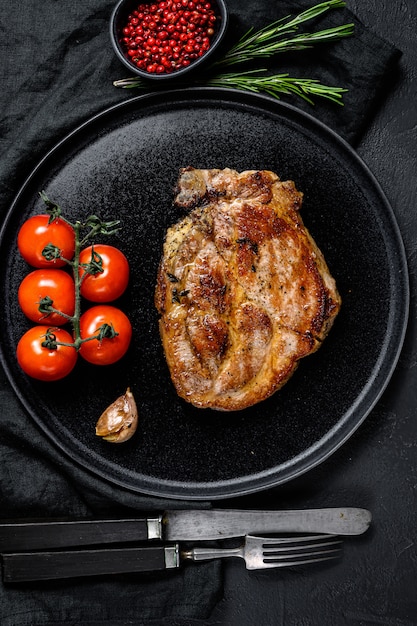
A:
[37,191,123,351]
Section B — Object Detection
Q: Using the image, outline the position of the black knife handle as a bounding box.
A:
[0,518,162,552]
[2,544,179,582]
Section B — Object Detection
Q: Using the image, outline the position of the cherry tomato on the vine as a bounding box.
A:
[17,214,75,268]
[16,326,78,381]
[18,269,75,326]
[79,244,130,302]
[78,305,132,365]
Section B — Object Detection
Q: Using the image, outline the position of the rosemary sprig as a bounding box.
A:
[215,1,354,67]
[215,24,354,67]
[113,71,347,105]
[205,70,348,105]
[113,0,354,106]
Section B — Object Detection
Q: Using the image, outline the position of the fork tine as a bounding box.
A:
[260,535,343,569]
[260,552,342,569]
[261,535,342,555]
[241,534,343,570]
[260,533,341,545]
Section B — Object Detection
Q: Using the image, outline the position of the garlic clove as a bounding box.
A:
[96,387,138,443]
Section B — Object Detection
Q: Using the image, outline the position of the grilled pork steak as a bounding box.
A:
[155,168,341,411]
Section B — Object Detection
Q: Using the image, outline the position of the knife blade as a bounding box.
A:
[0,508,371,552]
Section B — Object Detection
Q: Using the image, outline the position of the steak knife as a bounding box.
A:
[0,508,371,552]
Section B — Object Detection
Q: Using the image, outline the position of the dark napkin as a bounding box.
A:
[0,1,401,624]
[218,0,402,145]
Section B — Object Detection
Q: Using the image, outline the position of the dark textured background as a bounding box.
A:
[1,0,416,624]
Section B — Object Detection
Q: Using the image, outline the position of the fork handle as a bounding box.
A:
[182,546,242,563]
[1,545,179,583]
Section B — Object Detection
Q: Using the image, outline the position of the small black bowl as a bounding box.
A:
[110,0,229,81]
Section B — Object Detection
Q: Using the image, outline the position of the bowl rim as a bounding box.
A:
[110,0,229,81]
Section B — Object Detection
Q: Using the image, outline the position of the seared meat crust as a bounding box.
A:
[155,167,341,411]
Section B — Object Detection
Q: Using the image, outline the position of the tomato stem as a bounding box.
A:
[37,193,123,352]
[71,221,83,350]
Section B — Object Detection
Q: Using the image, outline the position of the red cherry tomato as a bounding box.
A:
[18,269,75,326]
[17,214,75,268]
[79,244,130,302]
[78,305,132,365]
[16,326,77,381]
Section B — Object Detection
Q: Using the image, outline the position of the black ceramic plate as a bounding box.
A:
[0,88,409,500]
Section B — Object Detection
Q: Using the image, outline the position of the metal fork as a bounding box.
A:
[2,534,343,582]
[182,534,343,569]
